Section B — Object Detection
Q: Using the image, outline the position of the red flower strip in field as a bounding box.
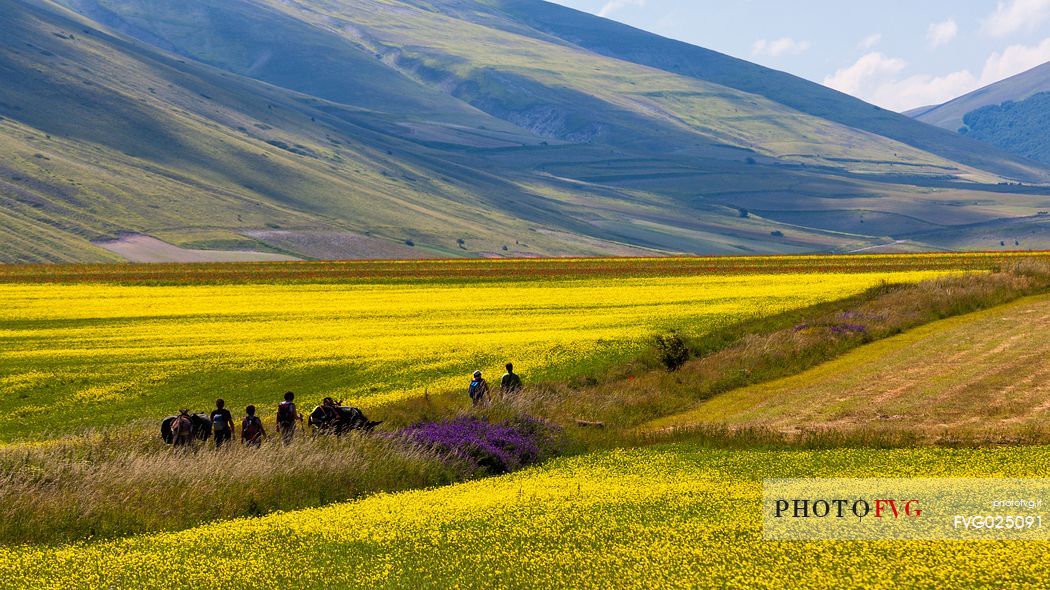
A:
[0,252,1046,285]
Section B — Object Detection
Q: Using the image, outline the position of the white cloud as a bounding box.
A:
[983,0,1050,37]
[858,33,882,50]
[927,19,958,48]
[597,0,645,18]
[876,71,979,112]
[823,52,906,97]
[823,37,1050,111]
[824,53,979,111]
[751,37,812,58]
[980,37,1050,83]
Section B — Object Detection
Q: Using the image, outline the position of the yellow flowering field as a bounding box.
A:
[3,443,1048,589]
[3,255,1050,588]
[0,270,949,440]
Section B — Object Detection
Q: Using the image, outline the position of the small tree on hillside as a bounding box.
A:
[655,332,690,372]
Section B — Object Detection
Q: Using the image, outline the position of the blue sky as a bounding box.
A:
[548,0,1050,112]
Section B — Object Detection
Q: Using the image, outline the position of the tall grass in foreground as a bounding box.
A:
[0,430,466,544]
[0,416,564,545]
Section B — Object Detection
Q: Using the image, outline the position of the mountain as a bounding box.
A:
[910,62,1050,131]
[910,62,1050,168]
[3,0,1050,263]
[958,92,1050,166]
[490,0,1047,183]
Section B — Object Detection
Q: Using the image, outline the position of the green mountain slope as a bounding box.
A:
[911,62,1050,132]
[0,0,660,262]
[3,0,1050,262]
[486,0,1048,184]
[961,92,1050,166]
[58,0,980,174]
[908,60,1050,177]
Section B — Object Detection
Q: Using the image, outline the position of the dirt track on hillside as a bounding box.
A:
[96,234,298,263]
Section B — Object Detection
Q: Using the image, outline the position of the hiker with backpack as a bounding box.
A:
[210,398,234,449]
[241,405,266,447]
[500,362,523,394]
[276,391,303,445]
[468,370,490,406]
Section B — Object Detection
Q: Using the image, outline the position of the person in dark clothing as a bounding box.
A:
[276,391,302,445]
[241,404,266,447]
[210,398,234,449]
[468,370,490,406]
[500,363,523,394]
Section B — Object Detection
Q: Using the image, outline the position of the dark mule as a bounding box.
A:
[160,412,212,446]
[308,404,381,436]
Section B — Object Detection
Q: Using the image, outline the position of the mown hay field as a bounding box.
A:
[4,443,1050,589]
[646,292,1050,440]
[0,262,960,441]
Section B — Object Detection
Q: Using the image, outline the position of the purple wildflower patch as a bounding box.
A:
[399,416,563,475]
[829,323,867,335]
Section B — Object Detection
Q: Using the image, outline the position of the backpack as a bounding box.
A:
[469,380,485,399]
[243,416,262,441]
[277,401,296,425]
[212,411,227,432]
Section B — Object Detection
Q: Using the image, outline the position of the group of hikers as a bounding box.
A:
[164,364,524,449]
[468,363,524,406]
[166,391,307,449]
